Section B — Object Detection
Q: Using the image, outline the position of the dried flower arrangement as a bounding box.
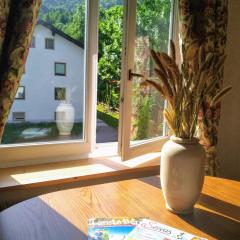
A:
[143,40,231,139]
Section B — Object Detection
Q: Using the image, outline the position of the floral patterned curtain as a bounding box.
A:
[0,0,41,142]
[178,0,228,176]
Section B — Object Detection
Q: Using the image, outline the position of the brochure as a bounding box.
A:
[88,217,144,240]
[126,219,207,240]
[88,218,207,240]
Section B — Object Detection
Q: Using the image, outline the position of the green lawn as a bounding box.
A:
[97,103,119,129]
[2,104,118,144]
[2,122,83,144]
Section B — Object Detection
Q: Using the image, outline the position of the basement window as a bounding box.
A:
[12,112,25,122]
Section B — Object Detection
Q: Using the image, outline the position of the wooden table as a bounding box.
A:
[0,176,239,240]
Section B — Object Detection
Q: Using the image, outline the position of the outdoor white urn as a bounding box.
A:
[56,103,75,136]
[160,136,205,214]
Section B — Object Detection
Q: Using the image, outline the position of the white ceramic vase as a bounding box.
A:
[160,136,205,214]
[56,103,75,136]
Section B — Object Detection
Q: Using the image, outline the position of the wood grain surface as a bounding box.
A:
[0,176,239,240]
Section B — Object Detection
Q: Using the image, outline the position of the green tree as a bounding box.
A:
[98,5,123,109]
[40,0,171,114]
[137,0,171,52]
[64,4,86,44]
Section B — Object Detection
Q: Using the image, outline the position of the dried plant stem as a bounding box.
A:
[143,41,231,139]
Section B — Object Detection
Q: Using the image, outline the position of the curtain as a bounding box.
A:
[0,0,41,142]
[178,0,228,176]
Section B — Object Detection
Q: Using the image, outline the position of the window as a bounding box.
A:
[30,36,36,48]
[15,86,25,100]
[119,0,172,160]
[45,38,54,49]
[55,62,66,76]
[1,0,174,167]
[13,112,25,122]
[55,87,66,101]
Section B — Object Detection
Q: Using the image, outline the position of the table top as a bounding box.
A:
[0,176,239,240]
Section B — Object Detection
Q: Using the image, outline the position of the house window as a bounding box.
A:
[12,112,25,122]
[55,62,66,76]
[30,36,36,48]
[55,87,66,101]
[0,0,174,166]
[15,86,25,100]
[55,111,66,122]
[45,38,54,49]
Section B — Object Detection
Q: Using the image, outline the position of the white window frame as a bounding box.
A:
[54,62,67,76]
[0,0,99,167]
[118,0,176,160]
[30,36,36,48]
[15,86,25,100]
[45,38,55,50]
[12,112,26,122]
[0,0,177,167]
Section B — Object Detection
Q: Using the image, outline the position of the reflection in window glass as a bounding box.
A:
[45,38,54,49]
[15,86,25,100]
[55,88,66,101]
[12,112,25,122]
[3,0,86,144]
[30,36,36,48]
[55,62,66,76]
[131,0,171,143]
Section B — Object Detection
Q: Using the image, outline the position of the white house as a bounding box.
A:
[8,20,85,123]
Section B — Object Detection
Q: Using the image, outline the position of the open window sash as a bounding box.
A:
[118,0,176,160]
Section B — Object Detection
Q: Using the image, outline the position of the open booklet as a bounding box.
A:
[88,218,207,240]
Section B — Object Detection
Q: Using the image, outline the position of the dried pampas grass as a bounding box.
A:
[144,40,231,139]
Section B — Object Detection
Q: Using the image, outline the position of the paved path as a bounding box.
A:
[96,119,118,143]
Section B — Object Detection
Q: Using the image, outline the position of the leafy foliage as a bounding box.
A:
[98,5,123,109]
[39,0,171,139]
[40,0,170,110]
[97,103,119,129]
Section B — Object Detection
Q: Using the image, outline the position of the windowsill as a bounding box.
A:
[0,142,161,207]
[0,143,161,191]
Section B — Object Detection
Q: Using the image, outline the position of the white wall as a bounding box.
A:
[8,24,85,122]
[218,0,240,180]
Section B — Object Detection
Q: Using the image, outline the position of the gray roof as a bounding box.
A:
[37,20,84,49]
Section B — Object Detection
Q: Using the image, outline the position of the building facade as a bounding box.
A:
[8,20,85,123]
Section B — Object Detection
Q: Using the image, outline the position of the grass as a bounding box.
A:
[2,103,118,144]
[2,122,83,144]
[97,103,119,129]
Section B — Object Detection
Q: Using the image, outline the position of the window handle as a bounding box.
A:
[128,69,144,81]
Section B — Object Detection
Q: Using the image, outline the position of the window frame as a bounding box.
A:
[118,0,176,160]
[54,87,66,101]
[0,0,99,167]
[0,0,177,168]
[54,62,67,76]
[30,36,36,48]
[45,38,55,50]
[12,112,26,122]
[15,86,25,100]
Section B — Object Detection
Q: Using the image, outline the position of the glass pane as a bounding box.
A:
[45,38,54,49]
[55,63,66,75]
[15,87,25,99]
[55,88,66,101]
[30,36,36,48]
[2,0,87,144]
[130,0,171,144]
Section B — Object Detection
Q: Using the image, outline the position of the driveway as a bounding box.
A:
[96,119,118,143]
